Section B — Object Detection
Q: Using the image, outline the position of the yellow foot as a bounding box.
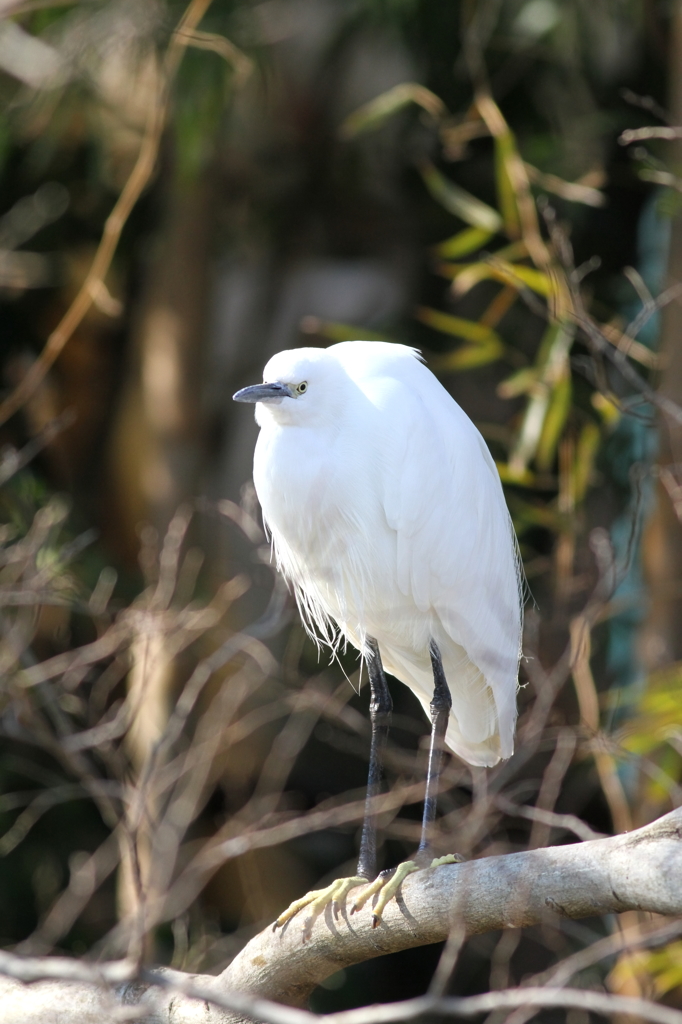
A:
[273,876,367,941]
[351,861,418,928]
[351,854,464,929]
[430,853,464,868]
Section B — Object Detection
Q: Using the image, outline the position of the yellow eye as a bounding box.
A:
[296,381,308,395]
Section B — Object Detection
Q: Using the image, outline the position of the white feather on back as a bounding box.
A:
[252,341,523,767]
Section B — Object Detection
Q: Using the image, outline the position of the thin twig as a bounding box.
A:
[620,126,682,143]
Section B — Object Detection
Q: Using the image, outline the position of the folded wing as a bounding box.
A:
[377,366,523,761]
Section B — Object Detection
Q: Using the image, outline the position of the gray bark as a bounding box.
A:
[0,808,680,1023]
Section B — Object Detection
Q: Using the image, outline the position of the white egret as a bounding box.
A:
[233,341,523,934]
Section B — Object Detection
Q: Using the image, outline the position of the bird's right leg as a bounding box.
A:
[272,638,391,939]
[356,637,393,880]
[352,639,461,925]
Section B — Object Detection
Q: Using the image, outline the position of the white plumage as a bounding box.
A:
[243,341,523,767]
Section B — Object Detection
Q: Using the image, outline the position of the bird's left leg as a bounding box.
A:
[352,639,462,926]
[418,638,454,855]
[272,638,392,939]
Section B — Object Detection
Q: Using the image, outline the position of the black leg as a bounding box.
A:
[356,638,392,881]
[418,639,452,855]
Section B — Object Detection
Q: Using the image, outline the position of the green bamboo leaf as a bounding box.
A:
[536,371,571,471]
[620,663,682,755]
[507,321,574,476]
[416,307,503,346]
[438,258,551,297]
[339,83,445,138]
[497,367,539,399]
[609,945,682,1000]
[591,391,621,428]
[435,226,495,259]
[506,495,562,530]
[496,462,537,487]
[652,953,682,996]
[495,261,552,296]
[419,160,503,232]
[535,320,562,365]
[435,341,504,371]
[494,130,522,239]
[437,262,495,294]
[573,422,600,503]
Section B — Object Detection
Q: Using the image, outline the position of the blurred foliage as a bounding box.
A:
[339,71,628,578]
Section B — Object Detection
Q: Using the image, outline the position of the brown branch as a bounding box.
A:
[524,163,606,207]
[176,27,253,85]
[620,126,682,142]
[2,966,682,1024]
[0,808,680,1022]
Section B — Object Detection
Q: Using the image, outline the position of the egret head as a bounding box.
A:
[233,347,344,426]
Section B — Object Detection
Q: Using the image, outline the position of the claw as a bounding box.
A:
[370,861,419,926]
[350,870,393,916]
[273,856,464,938]
[350,861,419,927]
[430,853,464,868]
[273,876,368,938]
[329,876,368,917]
[349,854,464,928]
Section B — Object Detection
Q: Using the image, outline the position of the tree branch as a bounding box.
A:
[0,808,680,1022]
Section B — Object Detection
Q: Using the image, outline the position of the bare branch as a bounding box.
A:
[1,809,679,1021]
[620,126,682,143]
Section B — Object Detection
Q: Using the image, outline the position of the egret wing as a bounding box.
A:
[378,370,522,757]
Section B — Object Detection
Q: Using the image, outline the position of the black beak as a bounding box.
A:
[232,382,293,403]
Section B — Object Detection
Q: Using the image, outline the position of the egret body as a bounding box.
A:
[233,340,523,929]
